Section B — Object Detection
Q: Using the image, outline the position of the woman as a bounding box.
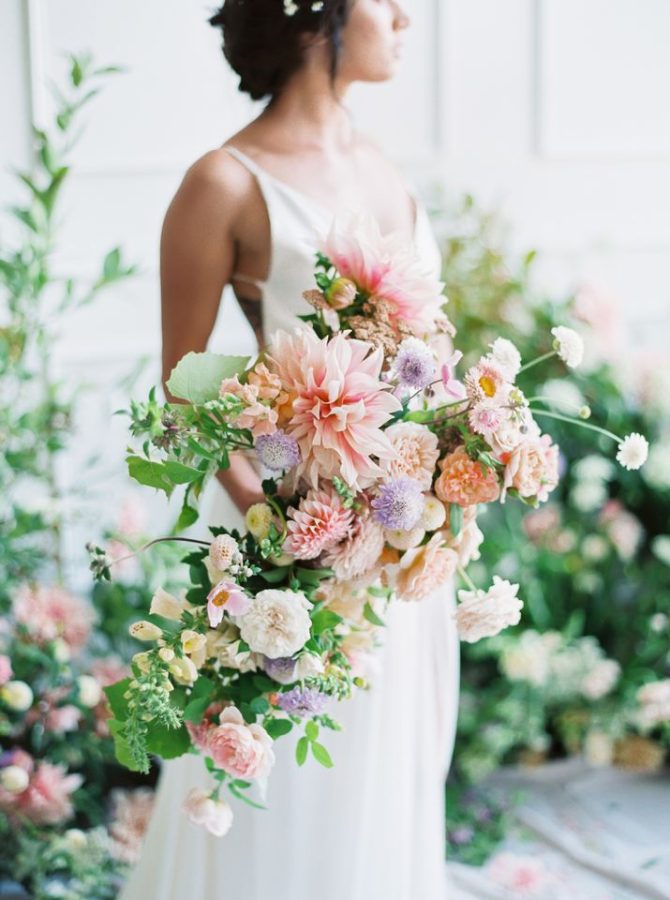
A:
[121,1,460,897]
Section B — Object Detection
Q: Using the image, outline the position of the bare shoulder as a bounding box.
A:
[178,147,254,208]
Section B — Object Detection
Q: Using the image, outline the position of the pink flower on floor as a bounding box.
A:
[487,852,552,895]
[285,487,354,560]
[395,533,458,601]
[12,584,95,653]
[321,210,453,337]
[502,434,559,502]
[267,327,401,489]
[435,446,501,507]
[0,760,83,825]
[207,707,275,780]
[0,655,12,686]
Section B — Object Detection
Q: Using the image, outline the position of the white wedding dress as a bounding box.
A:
[120,146,460,900]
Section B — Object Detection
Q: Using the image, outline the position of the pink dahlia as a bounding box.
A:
[12,584,95,653]
[321,210,453,337]
[323,509,386,581]
[285,487,354,560]
[0,761,82,825]
[267,327,401,489]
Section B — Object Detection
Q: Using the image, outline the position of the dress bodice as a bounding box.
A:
[222,145,443,341]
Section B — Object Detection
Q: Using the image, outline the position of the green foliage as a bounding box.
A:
[166,351,249,403]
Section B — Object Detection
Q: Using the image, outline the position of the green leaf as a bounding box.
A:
[176,500,199,531]
[183,676,215,723]
[126,455,173,495]
[363,601,385,627]
[310,609,343,636]
[103,678,132,721]
[311,741,334,768]
[295,736,309,766]
[102,247,121,280]
[164,460,202,485]
[108,719,145,772]
[305,720,319,742]
[167,351,249,403]
[265,718,293,739]
[259,566,292,584]
[145,721,191,759]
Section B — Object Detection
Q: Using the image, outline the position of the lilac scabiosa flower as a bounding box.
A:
[256,430,301,472]
[371,477,425,531]
[391,337,436,390]
[276,686,328,717]
[263,656,297,685]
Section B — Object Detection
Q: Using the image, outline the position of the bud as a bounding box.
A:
[169,655,198,686]
[0,680,34,712]
[77,675,102,708]
[158,646,175,663]
[579,405,591,420]
[0,765,30,793]
[132,652,152,674]
[325,277,357,310]
[129,620,163,642]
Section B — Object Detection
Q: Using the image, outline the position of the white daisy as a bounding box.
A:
[616,432,649,471]
[551,326,584,368]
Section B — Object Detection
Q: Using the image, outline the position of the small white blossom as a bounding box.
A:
[551,326,584,368]
[616,432,649,471]
[488,337,522,380]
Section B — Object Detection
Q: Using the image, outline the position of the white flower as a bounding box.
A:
[453,576,523,643]
[581,535,609,562]
[128,620,163,642]
[0,680,34,711]
[209,534,239,572]
[238,589,312,659]
[642,440,670,489]
[551,326,584,368]
[636,679,670,728]
[541,378,584,413]
[63,829,88,850]
[570,481,608,513]
[0,765,30,793]
[182,788,234,837]
[574,454,615,483]
[500,631,550,686]
[652,535,670,567]
[385,527,425,550]
[650,613,668,633]
[616,432,649,471]
[420,495,447,531]
[149,587,191,621]
[169,655,198,686]
[77,675,102,708]
[582,658,620,700]
[488,337,522,380]
[294,652,325,680]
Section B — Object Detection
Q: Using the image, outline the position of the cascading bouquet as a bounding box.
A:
[89,212,648,837]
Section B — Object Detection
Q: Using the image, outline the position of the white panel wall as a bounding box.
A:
[2,0,669,578]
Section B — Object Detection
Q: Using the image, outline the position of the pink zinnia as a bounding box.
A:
[12,584,95,653]
[267,327,401,489]
[321,210,453,337]
[435,446,501,507]
[0,761,82,825]
[285,487,354,560]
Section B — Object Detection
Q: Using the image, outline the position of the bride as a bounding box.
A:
[120,1,460,897]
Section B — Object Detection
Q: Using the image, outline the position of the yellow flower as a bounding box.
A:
[245,503,274,540]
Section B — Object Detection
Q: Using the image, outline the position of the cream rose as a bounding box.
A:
[238,589,312,659]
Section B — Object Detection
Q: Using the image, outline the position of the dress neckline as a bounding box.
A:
[223,144,423,244]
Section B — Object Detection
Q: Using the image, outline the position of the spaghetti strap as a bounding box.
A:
[231,271,266,291]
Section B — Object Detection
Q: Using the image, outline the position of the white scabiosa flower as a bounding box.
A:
[551,326,584,368]
[0,765,30,793]
[616,432,649,471]
[488,337,522,380]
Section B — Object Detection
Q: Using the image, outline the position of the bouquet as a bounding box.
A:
[90,212,648,837]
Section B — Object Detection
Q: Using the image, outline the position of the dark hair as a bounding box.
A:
[209,0,352,102]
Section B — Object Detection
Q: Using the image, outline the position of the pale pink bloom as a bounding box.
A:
[45,704,81,735]
[89,656,129,687]
[464,359,507,404]
[285,487,354,560]
[108,787,155,864]
[247,362,283,401]
[435,446,501,507]
[582,659,620,700]
[182,787,233,838]
[0,655,12,686]
[219,376,278,438]
[573,282,624,361]
[395,533,458,601]
[321,209,453,337]
[599,500,643,561]
[637,679,670,728]
[207,580,251,627]
[12,584,95,653]
[523,506,561,543]
[185,702,226,752]
[454,577,523,643]
[0,761,82,825]
[440,350,466,398]
[323,510,386,581]
[267,327,401,488]
[105,538,140,580]
[207,706,275,780]
[383,422,440,490]
[487,852,552,894]
[502,434,559,502]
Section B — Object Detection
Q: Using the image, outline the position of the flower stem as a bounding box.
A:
[518,350,556,374]
[457,565,478,592]
[530,408,621,443]
[107,536,211,568]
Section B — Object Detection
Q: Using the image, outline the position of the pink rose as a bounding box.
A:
[182,787,233,837]
[0,655,12,686]
[435,446,501,507]
[207,707,275,780]
[395,533,458,602]
[502,434,559,502]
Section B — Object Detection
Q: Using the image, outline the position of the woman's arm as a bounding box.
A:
[160,152,265,515]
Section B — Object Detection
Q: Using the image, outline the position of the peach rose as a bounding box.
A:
[395,533,458,601]
[502,434,559,501]
[435,446,500,507]
[383,422,440,490]
[207,706,275,780]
